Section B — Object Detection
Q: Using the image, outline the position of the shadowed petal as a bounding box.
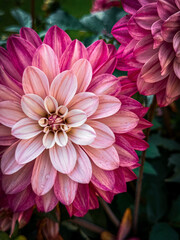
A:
[87,120,115,148]
[68,144,92,184]
[44,96,58,114]
[20,27,42,48]
[67,92,99,117]
[49,142,77,174]
[71,59,92,93]
[0,84,21,103]
[68,124,96,145]
[0,124,17,146]
[21,94,47,120]
[36,189,58,212]
[0,101,25,128]
[12,118,42,139]
[50,70,77,105]
[15,133,45,164]
[22,66,49,99]
[2,162,33,194]
[54,173,78,205]
[90,95,121,119]
[59,40,88,71]
[1,141,25,175]
[65,109,87,127]
[83,145,120,170]
[32,44,60,84]
[43,131,55,149]
[31,150,57,196]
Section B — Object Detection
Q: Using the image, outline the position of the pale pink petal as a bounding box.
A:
[0,124,17,146]
[32,44,60,84]
[22,66,49,99]
[43,25,71,63]
[71,59,92,93]
[87,40,108,72]
[54,172,78,205]
[72,184,89,216]
[21,94,47,120]
[0,66,23,96]
[0,101,26,128]
[7,36,36,75]
[36,189,58,212]
[55,131,68,147]
[91,162,115,191]
[157,0,178,21]
[12,118,42,139]
[1,141,25,175]
[68,144,92,184]
[0,47,21,82]
[88,74,121,96]
[67,92,99,117]
[0,84,21,102]
[2,162,33,194]
[134,3,159,30]
[59,40,88,71]
[99,110,139,134]
[68,124,96,145]
[83,145,120,170]
[43,131,55,149]
[65,109,87,127]
[166,71,180,98]
[7,186,35,212]
[50,70,77,105]
[44,96,58,114]
[20,27,42,48]
[90,95,121,119]
[49,142,77,174]
[31,150,57,196]
[15,133,45,164]
[87,120,115,148]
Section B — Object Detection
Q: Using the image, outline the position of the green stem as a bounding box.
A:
[133,96,157,234]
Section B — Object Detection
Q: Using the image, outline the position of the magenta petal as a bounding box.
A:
[166,71,180,98]
[2,162,33,194]
[59,40,88,72]
[113,167,127,194]
[68,145,92,184]
[93,56,117,77]
[91,162,115,191]
[173,31,180,57]
[0,124,17,146]
[88,74,121,96]
[151,19,164,48]
[122,134,149,151]
[122,168,137,182]
[89,185,99,209]
[20,27,42,48]
[157,0,178,21]
[83,145,120,170]
[36,189,58,212]
[175,0,180,9]
[1,141,25,175]
[31,150,57,196]
[32,44,60,84]
[54,172,78,205]
[95,187,114,203]
[121,0,142,14]
[0,84,21,103]
[7,185,35,212]
[87,40,108,72]
[7,36,36,75]
[44,25,71,63]
[0,66,23,96]
[16,134,45,164]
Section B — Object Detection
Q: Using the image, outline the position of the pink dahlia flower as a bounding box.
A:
[0,26,150,217]
[112,0,180,106]
[91,0,120,12]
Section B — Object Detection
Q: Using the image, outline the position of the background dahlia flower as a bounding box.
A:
[91,0,120,12]
[0,26,151,217]
[112,0,180,106]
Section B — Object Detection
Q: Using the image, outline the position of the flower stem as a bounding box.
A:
[133,96,157,234]
[99,198,120,227]
[31,0,35,29]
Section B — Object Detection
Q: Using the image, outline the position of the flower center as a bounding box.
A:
[38,105,71,133]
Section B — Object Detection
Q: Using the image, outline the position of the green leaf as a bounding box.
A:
[149,223,179,240]
[150,134,180,151]
[146,141,160,159]
[169,195,180,227]
[133,162,157,176]
[11,8,31,27]
[166,154,180,183]
[46,10,82,31]
[0,232,10,240]
[151,119,161,131]
[80,15,104,33]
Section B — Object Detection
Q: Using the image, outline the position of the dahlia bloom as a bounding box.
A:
[91,0,120,12]
[112,0,180,106]
[0,26,150,217]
